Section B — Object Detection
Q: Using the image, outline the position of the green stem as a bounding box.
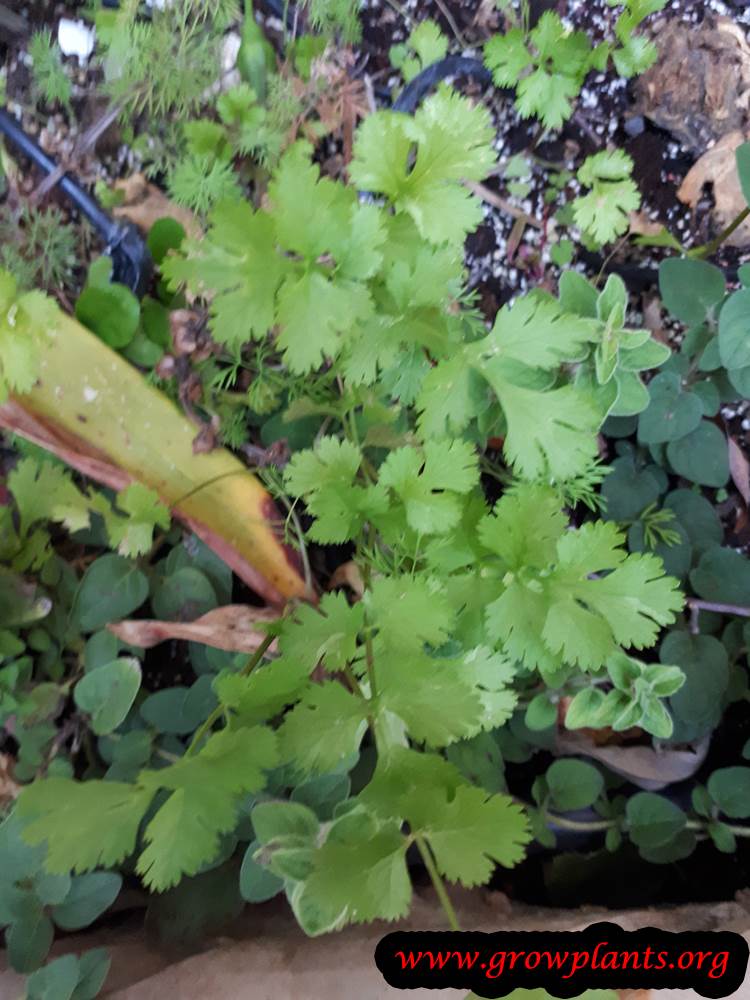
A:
[690,206,750,259]
[545,812,614,832]
[363,622,378,699]
[186,631,276,756]
[413,834,461,932]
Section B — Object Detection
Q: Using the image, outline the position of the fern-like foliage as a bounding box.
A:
[28,29,72,109]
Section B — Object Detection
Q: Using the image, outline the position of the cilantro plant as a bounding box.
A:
[0,87,692,960]
[389,20,449,83]
[572,149,641,247]
[484,2,667,130]
[3,6,750,990]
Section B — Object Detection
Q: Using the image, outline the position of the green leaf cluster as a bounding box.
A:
[484,4,666,130]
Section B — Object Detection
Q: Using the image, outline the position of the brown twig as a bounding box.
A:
[433,0,468,48]
[464,180,544,229]
[30,102,123,205]
[688,597,750,621]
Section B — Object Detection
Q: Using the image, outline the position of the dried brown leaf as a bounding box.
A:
[327,561,364,598]
[108,604,279,653]
[729,436,750,505]
[556,731,711,791]
[677,131,750,247]
[0,754,20,807]
[113,173,202,240]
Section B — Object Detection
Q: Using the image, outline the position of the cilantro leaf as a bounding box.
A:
[573,150,641,245]
[108,483,170,557]
[350,88,495,244]
[418,296,602,480]
[0,273,56,401]
[279,592,364,673]
[419,785,531,886]
[378,646,517,747]
[482,489,684,672]
[284,436,388,543]
[487,379,601,482]
[17,779,154,873]
[478,484,567,572]
[8,458,91,537]
[276,270,373,374]
[294,810,410,932]
[163,201,283,352]
[379,440,479,535]
[214,656,310,725]
[484,295,595,370]
[279,682,369,773]
[367,574,453,655]
[516,68,579,129]
[137,726,277,889]
[484,29,533,86]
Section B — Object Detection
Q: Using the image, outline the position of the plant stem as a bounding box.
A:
[690,206,750,259]
[363,621,378,698]
[185,631,276,756]
[688,597,750,619]
[413,834,461,932]
[545,812,614,832]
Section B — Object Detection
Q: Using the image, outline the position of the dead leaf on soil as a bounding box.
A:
[0,754,20,807]
[556,731,711,791]
[327,561,364,597]
[641,292,669,345]
[108,605,279,653]
[636,15,750,154]
[112,173,201,240]
[628,211,664,238]
[729,436,750,506]
[677,130,750,247]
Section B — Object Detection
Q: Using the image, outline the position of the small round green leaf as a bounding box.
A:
[290,773,351,820]
[660,630,728,739]
[75,283,140,349]
[33,871,71,906]
[51,872,122,931]
[140,679,216,735]
[76,555,149,631]
[659,258,725,326]
[72,948,111,1000]
[546,759,604,811]
[664,489,722,553]
[151,568,216,621]
[239,840,284,903]
[666,421,729,487]
[690,545,750,606]
[524,693,558,732]
[719,288,750,369]
[638,828,696,864]
[251,801,320,845]
[147,217,186,265]
[736,141,750,204]
[6,906,54,972]
[74,658,141,735]
[25,953,79,1000]
[707,766,750,819]
[83,630,120,673]
[709,821,737,853]
[626,791,687,848]
[563,687,606,729]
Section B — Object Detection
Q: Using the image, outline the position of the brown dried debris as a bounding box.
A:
[636,16,750,155]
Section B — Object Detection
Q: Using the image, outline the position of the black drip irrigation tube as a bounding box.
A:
[0,108,152,295]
